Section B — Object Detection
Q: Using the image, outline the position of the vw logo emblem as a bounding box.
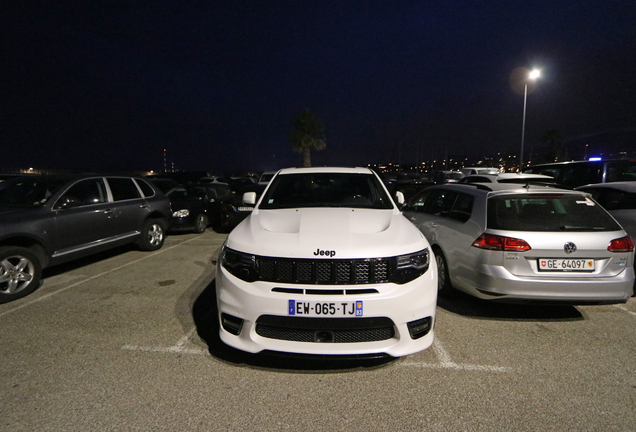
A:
[564,242,577,254]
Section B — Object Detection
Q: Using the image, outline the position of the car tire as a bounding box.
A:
[139,218,166,251]
[434,247,452,295]
[194,214,208,233]
[0,246,43,304]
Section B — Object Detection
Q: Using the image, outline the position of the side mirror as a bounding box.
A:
[243,191,257,205]
[395,191,405,206]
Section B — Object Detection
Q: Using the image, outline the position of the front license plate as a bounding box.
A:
[288,300,363,317]
[538,258,595,271]
[237,206,254,212]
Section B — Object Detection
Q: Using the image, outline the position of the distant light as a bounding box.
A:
[588,157,602,161]
[529,69,541,80]
[29,167,33,171]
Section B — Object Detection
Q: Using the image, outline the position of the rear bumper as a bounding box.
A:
[459,265,634,304]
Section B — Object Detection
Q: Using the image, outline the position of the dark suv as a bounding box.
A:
[0,174,172,303]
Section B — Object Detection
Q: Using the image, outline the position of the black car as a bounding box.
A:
[206,183,255,232]
[167,183,255,234]
[166,184,211,233]
[0,174,172,303]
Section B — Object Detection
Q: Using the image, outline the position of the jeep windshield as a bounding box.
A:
[258,172,394,210]
[0,176,67,208]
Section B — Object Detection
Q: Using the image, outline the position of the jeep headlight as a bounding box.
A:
[221,247,259,282]
[392,249,430,284]
[173,209,190,218]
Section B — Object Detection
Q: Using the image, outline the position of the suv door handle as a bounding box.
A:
[140,203,148,209]
[103,208,114,215]
[430,222,439,228]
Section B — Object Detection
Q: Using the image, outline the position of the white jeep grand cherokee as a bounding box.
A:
[215,167,437,357]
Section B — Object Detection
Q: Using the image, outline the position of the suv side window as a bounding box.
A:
[55,178,107,209]
[449,193,474,223]
[424,190,458,216]
[407,190,433,212]
[107,178,141,201]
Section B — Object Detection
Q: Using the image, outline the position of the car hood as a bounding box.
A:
[226,208,427,259]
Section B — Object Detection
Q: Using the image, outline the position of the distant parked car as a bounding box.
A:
[167,183,254,234]
[432,170,464,184]
[199,176,229,185]
[166,184,211,233]
[206,183,254,232]
[257,171,277,185]
[525,159,636,187]
[460,167,500,176]
[226,177,256,194]
[458,173,557,185]
[402,182,634,304]
[576,182,636,240]
[0,174,172,303]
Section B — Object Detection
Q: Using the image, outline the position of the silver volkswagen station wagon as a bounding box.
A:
[403,183,634,304]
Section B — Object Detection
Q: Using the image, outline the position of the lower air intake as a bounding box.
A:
[255,315,395,343]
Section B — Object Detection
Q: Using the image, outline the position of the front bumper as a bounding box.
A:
[168,216,196,232]
[215,263,438,357]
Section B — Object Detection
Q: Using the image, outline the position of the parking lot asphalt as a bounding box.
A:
[1,230,635,431]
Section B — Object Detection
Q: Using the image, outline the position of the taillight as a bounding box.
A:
[472,233,531,252]
[608,236,634,252]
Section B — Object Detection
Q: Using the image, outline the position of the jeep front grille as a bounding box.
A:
[259,257,391,285]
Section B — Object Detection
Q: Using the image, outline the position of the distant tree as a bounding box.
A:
[289,109,326,167]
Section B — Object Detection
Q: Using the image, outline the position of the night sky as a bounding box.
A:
[3,1,635,174]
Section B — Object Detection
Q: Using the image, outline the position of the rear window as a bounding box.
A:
[487,194,621,232]
[135,179,156,197]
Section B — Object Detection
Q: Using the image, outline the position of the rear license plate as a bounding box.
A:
[538,259,595,271]
[288,300,363,317]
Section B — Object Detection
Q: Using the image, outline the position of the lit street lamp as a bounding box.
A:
[519,69,540,171]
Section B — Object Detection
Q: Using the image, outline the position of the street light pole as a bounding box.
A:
[519,69,540,171]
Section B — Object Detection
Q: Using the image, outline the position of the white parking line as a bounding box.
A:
[123,332,510,372]
[122,327,208,356]
[399,338,510,372]
[614,304,636,317]
[0,234,212,319]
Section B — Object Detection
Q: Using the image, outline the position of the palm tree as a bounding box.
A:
[540,129,565,162]
[289,109,326,167]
